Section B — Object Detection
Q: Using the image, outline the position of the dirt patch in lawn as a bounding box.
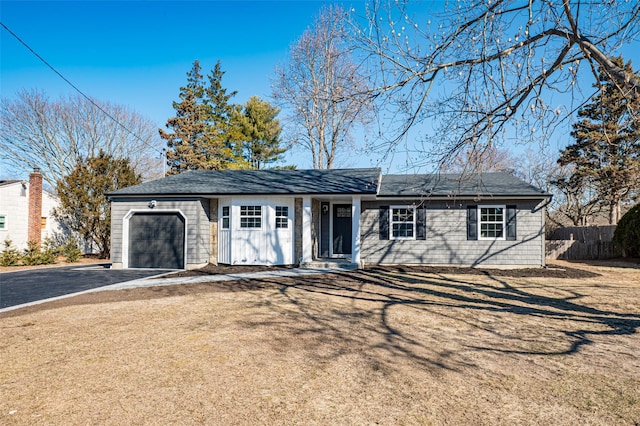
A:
[157,262,296,278]
[1,260,639,425]
[368,263,602,279]
[159,260,602,280]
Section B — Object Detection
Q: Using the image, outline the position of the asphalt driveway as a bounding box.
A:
[0,265,172,309]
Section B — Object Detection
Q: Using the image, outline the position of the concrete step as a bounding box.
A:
[301,260,359,270]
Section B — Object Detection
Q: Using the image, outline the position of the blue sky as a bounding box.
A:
[2,1,639,180]
[2,0,373,177]
[1,1,329,103]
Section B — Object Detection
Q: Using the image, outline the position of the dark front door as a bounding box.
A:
[320,202,330,257]
[129,213,185,269]
[332,204,352,255]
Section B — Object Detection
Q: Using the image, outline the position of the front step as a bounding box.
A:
[301,260,359,270]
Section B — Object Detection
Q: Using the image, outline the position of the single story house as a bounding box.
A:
[108,168,551,269]
[0,169,63,250]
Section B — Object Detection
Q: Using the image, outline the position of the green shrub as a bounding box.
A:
[40,239,58,264]
[22,241,43,266]
[61,237,82,263]
[0,239,22,266]
[22,240,57,266]
[22,242,37,265]
[613,203,640,258]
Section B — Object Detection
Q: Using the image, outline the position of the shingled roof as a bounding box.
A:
[0,180,23,187]
[109,168,381,196]
[109,169,549,199]
[378,172,550,198]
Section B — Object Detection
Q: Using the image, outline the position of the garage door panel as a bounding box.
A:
[129,213,184,269]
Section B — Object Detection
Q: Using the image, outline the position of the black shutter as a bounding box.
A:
[506,205,517,241]
[467,205,478,240]
[379,206,389,240]
[416,207,427,240]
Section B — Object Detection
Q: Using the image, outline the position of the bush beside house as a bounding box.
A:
[613,203,640,258]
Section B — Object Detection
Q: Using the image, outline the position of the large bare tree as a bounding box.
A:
[440,144,517,174]
[272,5,372,169]
[550,164,602,226]
[1,90,163,186]
[349,0,640,168]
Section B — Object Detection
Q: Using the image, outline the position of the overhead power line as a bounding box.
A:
[1,21,164,156]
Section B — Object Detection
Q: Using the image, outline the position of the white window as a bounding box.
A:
[240,205,262,228]
[221,206,230,229]
[479,206,505,239]
[0,215,6,230]
[390,206,415,239]
[275,206,288,228]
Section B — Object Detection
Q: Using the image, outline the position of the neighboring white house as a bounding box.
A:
[0,169,64,251]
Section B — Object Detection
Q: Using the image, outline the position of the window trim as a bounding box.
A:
[389,205,416,240]
[239,205,262,229]
[478,205,506,240]
[275,205,289,229]
[221,206,230,230]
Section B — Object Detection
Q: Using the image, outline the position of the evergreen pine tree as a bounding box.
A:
[160,60,245,174]
[234,96,286,169]
[558,56,640,224]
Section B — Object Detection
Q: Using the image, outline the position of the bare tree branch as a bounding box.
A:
[272,5,373,169]
[348,0,640,167]
[1,90,164,186]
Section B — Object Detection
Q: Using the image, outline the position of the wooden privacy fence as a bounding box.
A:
[547,225,617,242]
[545,225,622,260]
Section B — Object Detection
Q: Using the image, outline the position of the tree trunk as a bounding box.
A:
[609,201,620,225]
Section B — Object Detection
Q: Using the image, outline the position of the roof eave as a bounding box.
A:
[375,193,552,200]
[109,191,379,198]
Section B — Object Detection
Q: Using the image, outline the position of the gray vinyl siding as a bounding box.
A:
[110,197,211,267]
[361,200,546,267]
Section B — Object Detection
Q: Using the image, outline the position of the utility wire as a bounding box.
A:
[1,21,165,156]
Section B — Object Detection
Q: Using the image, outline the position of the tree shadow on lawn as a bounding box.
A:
[2,265,639,374]
[241,266,640,373]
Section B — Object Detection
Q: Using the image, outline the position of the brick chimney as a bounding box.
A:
[28,168,43,246]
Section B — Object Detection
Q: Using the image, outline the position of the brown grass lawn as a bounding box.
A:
[1,261,639,425]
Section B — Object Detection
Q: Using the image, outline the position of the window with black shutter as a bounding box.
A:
[390,206,416,239]
[479,206,505,239]
[467,205,517,240]
[379,205,427,240]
